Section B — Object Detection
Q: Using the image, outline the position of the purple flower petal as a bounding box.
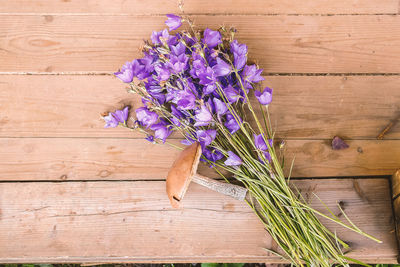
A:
[230,40,248,70]
[194,105,213,126]
[255,87,273,105]
[103,113,119,128]
[155,64,171,81]
[224,151,242,166]
[242,64,264,83]
[165,14,182,31]
[151,29,173,46]
[198,67,216,85]
[203,84,217,95]
[170,42,186,56]
[203,28,222,48]
[253,133,267,150]
[169,54,188,73]
[212,58,232,77]
[145,135,155,143]
[176,90,196,110]
[114,61,134,83]
[135,107,159,128]
[181,138,195,146]
[151,121,172,143]
[224,113,241,134]
[259,151,272,164]
[203,148,224,163]
[332,136,349,150]
[224,85,241,103]
[113,106,129,123]
[253,133,273,151]
[213,98,228,115]
[196,129,217,150]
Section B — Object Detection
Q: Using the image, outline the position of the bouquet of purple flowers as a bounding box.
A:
[105,13,379,266]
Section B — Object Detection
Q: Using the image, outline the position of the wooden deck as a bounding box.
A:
[0,0,400,264]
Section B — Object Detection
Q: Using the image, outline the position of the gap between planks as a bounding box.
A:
[0,13,399,16]
[0,176,390,184]
[0,0,397,15]
[1,72,400,76]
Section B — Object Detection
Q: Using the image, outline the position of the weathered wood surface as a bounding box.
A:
[0,0,398,14]
[1,15,400,73]
[0,178,396,263]
[1,0,400,263]
[1,75,399,139]
[0,138,398,181]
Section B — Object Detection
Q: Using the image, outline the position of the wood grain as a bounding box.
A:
[0,0,397,14]
[1,75,399,139]
[0,179,395,263]
[1,15,400,73]
[0,138,398,181]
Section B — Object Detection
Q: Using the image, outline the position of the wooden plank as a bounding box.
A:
[0,138,398,181]
[0,179,396,263]
[1,75,399,139]
[0,0,397,14]
[1,15,400,73]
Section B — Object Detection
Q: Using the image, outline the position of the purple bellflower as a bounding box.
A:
[165,14,182,31]
[175,90,196,110]
[203,28,222,48]
[113,106,129,124]
[198,67,217,85]
[212,58,232,77]
[194,105,213,126]
[103,113,119,128]
[151,29,175,46]
[224,151,243,166]
[253,133,273,151]
[114,61,134,83]
[151,120,172,143]
[242,64,264,83]
[170,42,186,56]
[224,113,241,134]
[203,148,224,163]
[170,105,184,126]
[253,133,273,163]
[135,107,159,128]
[169,54,189,73]
[196,129,217,150]
[224,86,241,103]
[230,40,248,70]
[103,107,129,128]
[203,84,217,95]
[213,98,228,116]
[155,64,171,81]
[255,87,273,105]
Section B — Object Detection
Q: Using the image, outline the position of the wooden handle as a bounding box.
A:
[391,169,400,263]
[192,174,248,201]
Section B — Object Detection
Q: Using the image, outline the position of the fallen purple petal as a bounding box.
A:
[332,136,349,150]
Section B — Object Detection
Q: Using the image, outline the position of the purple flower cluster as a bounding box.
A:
[112,14,274,166]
